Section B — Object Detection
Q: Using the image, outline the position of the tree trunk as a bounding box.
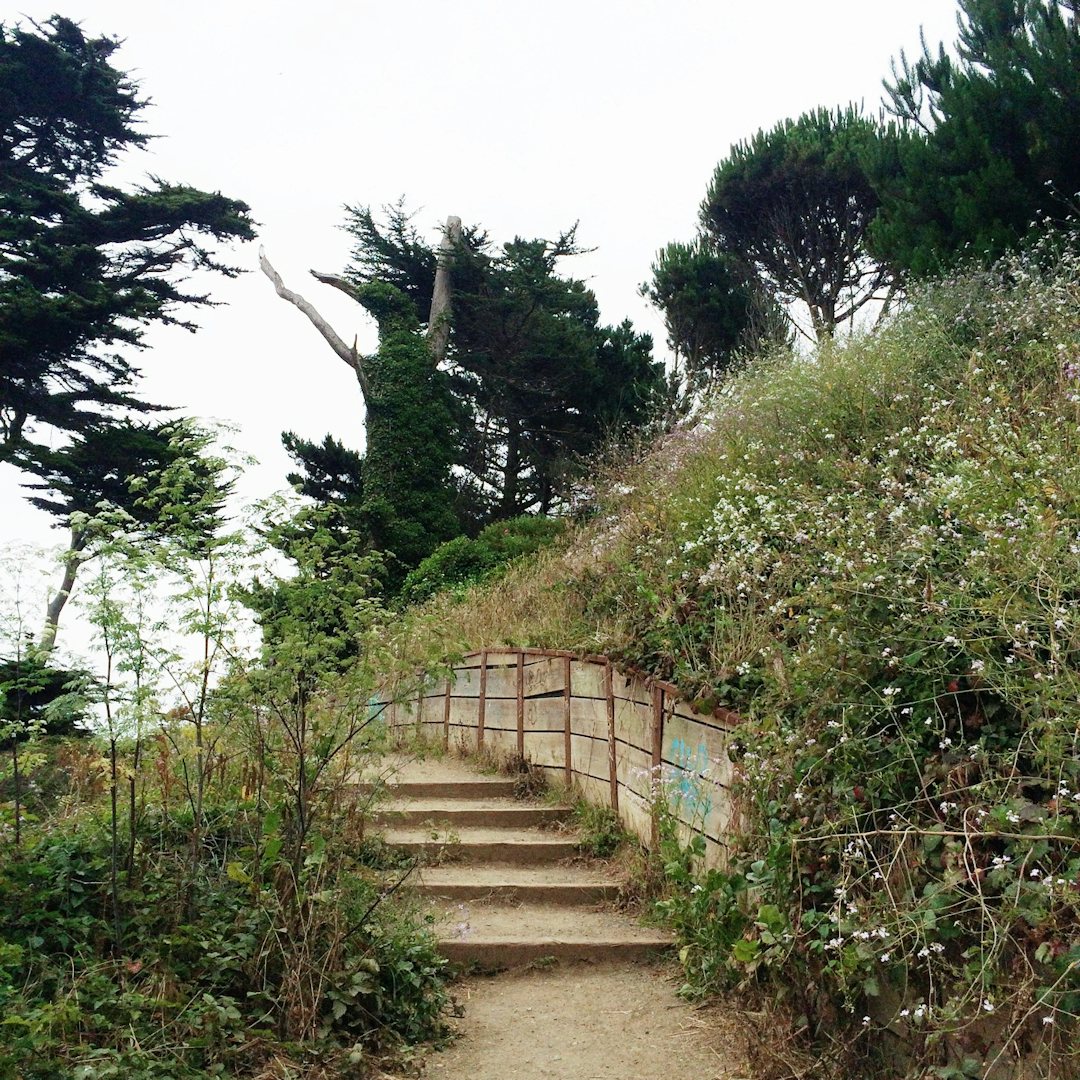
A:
[40,527,85,652]
[428,216,462,367]
[500,421,522,517]
[11,742,21,849]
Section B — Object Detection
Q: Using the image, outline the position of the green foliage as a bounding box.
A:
[387,231,1080,1076]
[450,228,665,518]
[304,205,664,544]
[281,431,365,521]
[245,502,386,669]
[0,16,254,464]
[22,419,227,535]
[0,503,451,1075]
[874,0,1080,276]
[0,653,92,743]
[702,105,894,339]
[341,200,443,325]
[400,515,566,605]
[654,831,752,999]
[357,281,461,576]
[0,807,449,1078]
[641,239,772,398]
[607,247,1080,1074]
[29,419,236,652]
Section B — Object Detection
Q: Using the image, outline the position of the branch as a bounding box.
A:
[259,247,371,401]
[309,270,363,303]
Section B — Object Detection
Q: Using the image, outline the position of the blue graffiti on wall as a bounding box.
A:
[666,737,715,820]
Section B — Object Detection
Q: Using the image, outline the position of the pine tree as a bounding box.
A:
[0,16,254,463]
[873,1,1080,275]
[701,106,894,339]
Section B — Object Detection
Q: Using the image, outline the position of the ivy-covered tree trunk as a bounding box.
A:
[360,316,459,573]
[260,239,462,580]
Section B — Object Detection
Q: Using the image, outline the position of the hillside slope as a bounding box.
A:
[382,238,1080,1078]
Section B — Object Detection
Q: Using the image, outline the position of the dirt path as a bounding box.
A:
[427,961,748,1080]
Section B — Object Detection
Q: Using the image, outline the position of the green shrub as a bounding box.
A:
[400,515,565,604]
[0,807,450,1079]
[574,800,629,859]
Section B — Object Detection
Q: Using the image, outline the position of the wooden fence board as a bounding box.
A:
[447,698,482,727]
[462,649,518,665]
[418,696,446,725]
[482,727,518,757]
[517,730,569,769]
[669,698,739,732]
[574,772,612,811]
[618,786,654,845]
[614,673,654,708]
[614,747,654,803]
[565,697,609,740]
[570,732,611,784]
[451,666,484,696]
[662,713,733,789]
[473,697,568,733]
[661,772,730,840]
[523,658,567,699]
[569,661,607,700]
[612,696,650,752]
[477,666,514,700]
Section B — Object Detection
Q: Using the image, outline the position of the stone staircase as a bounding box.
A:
[372,759,671,970]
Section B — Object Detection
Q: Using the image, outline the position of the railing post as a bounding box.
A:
[605,660,619,813]
[477,649,488,752]
[389,676,398,740]
[516,650,525,758]
[563,654,572,787]
[443,672,452,750]
[651,684,663,846]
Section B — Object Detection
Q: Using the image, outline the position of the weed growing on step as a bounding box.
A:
[573,801,631,860]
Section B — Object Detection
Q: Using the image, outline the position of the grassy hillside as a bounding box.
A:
[386,237,1080,1078]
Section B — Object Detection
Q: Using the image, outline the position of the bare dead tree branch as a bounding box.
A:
[309,270,363,303]
[259,246,371,400]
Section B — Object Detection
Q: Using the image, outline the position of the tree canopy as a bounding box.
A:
[641,239,788,399]
[266,206,664,580]
[701,106,893,339]
[447,227,662,521]
[872,0,1080,275]
[0,15,255,465]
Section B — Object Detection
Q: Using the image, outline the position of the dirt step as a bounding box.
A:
[376,799,570,828]
[415,864,619,904]
[353,778,519,800]
[433,902,671,970]
[383,825,581,866]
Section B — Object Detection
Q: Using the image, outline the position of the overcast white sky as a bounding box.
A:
[2,0,962,558]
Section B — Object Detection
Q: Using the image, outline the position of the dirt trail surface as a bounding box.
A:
[373,752,750,1079]
[429,962,747,1080]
